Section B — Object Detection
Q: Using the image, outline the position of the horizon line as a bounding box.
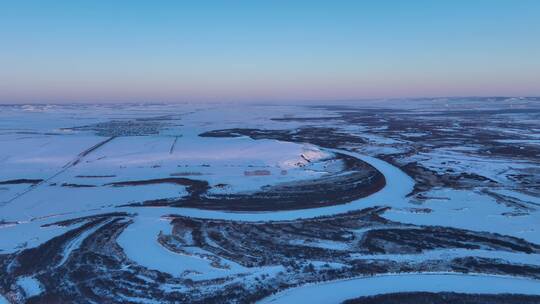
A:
[1,95,539,106]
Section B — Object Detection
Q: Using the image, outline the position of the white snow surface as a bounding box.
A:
[259,273,540,304]
[122,149,413,222]
[384,188,540,243]
[16,276,43,297]
[2,103,540,300]
[117,212,248,279]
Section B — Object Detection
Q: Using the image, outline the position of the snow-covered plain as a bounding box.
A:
[1,100,539,303]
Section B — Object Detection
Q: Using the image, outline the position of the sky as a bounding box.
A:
[1,0,539,103]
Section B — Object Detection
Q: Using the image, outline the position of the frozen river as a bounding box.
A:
[259,273,540,304]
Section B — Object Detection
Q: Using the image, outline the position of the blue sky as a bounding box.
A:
[1,0,539,103]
